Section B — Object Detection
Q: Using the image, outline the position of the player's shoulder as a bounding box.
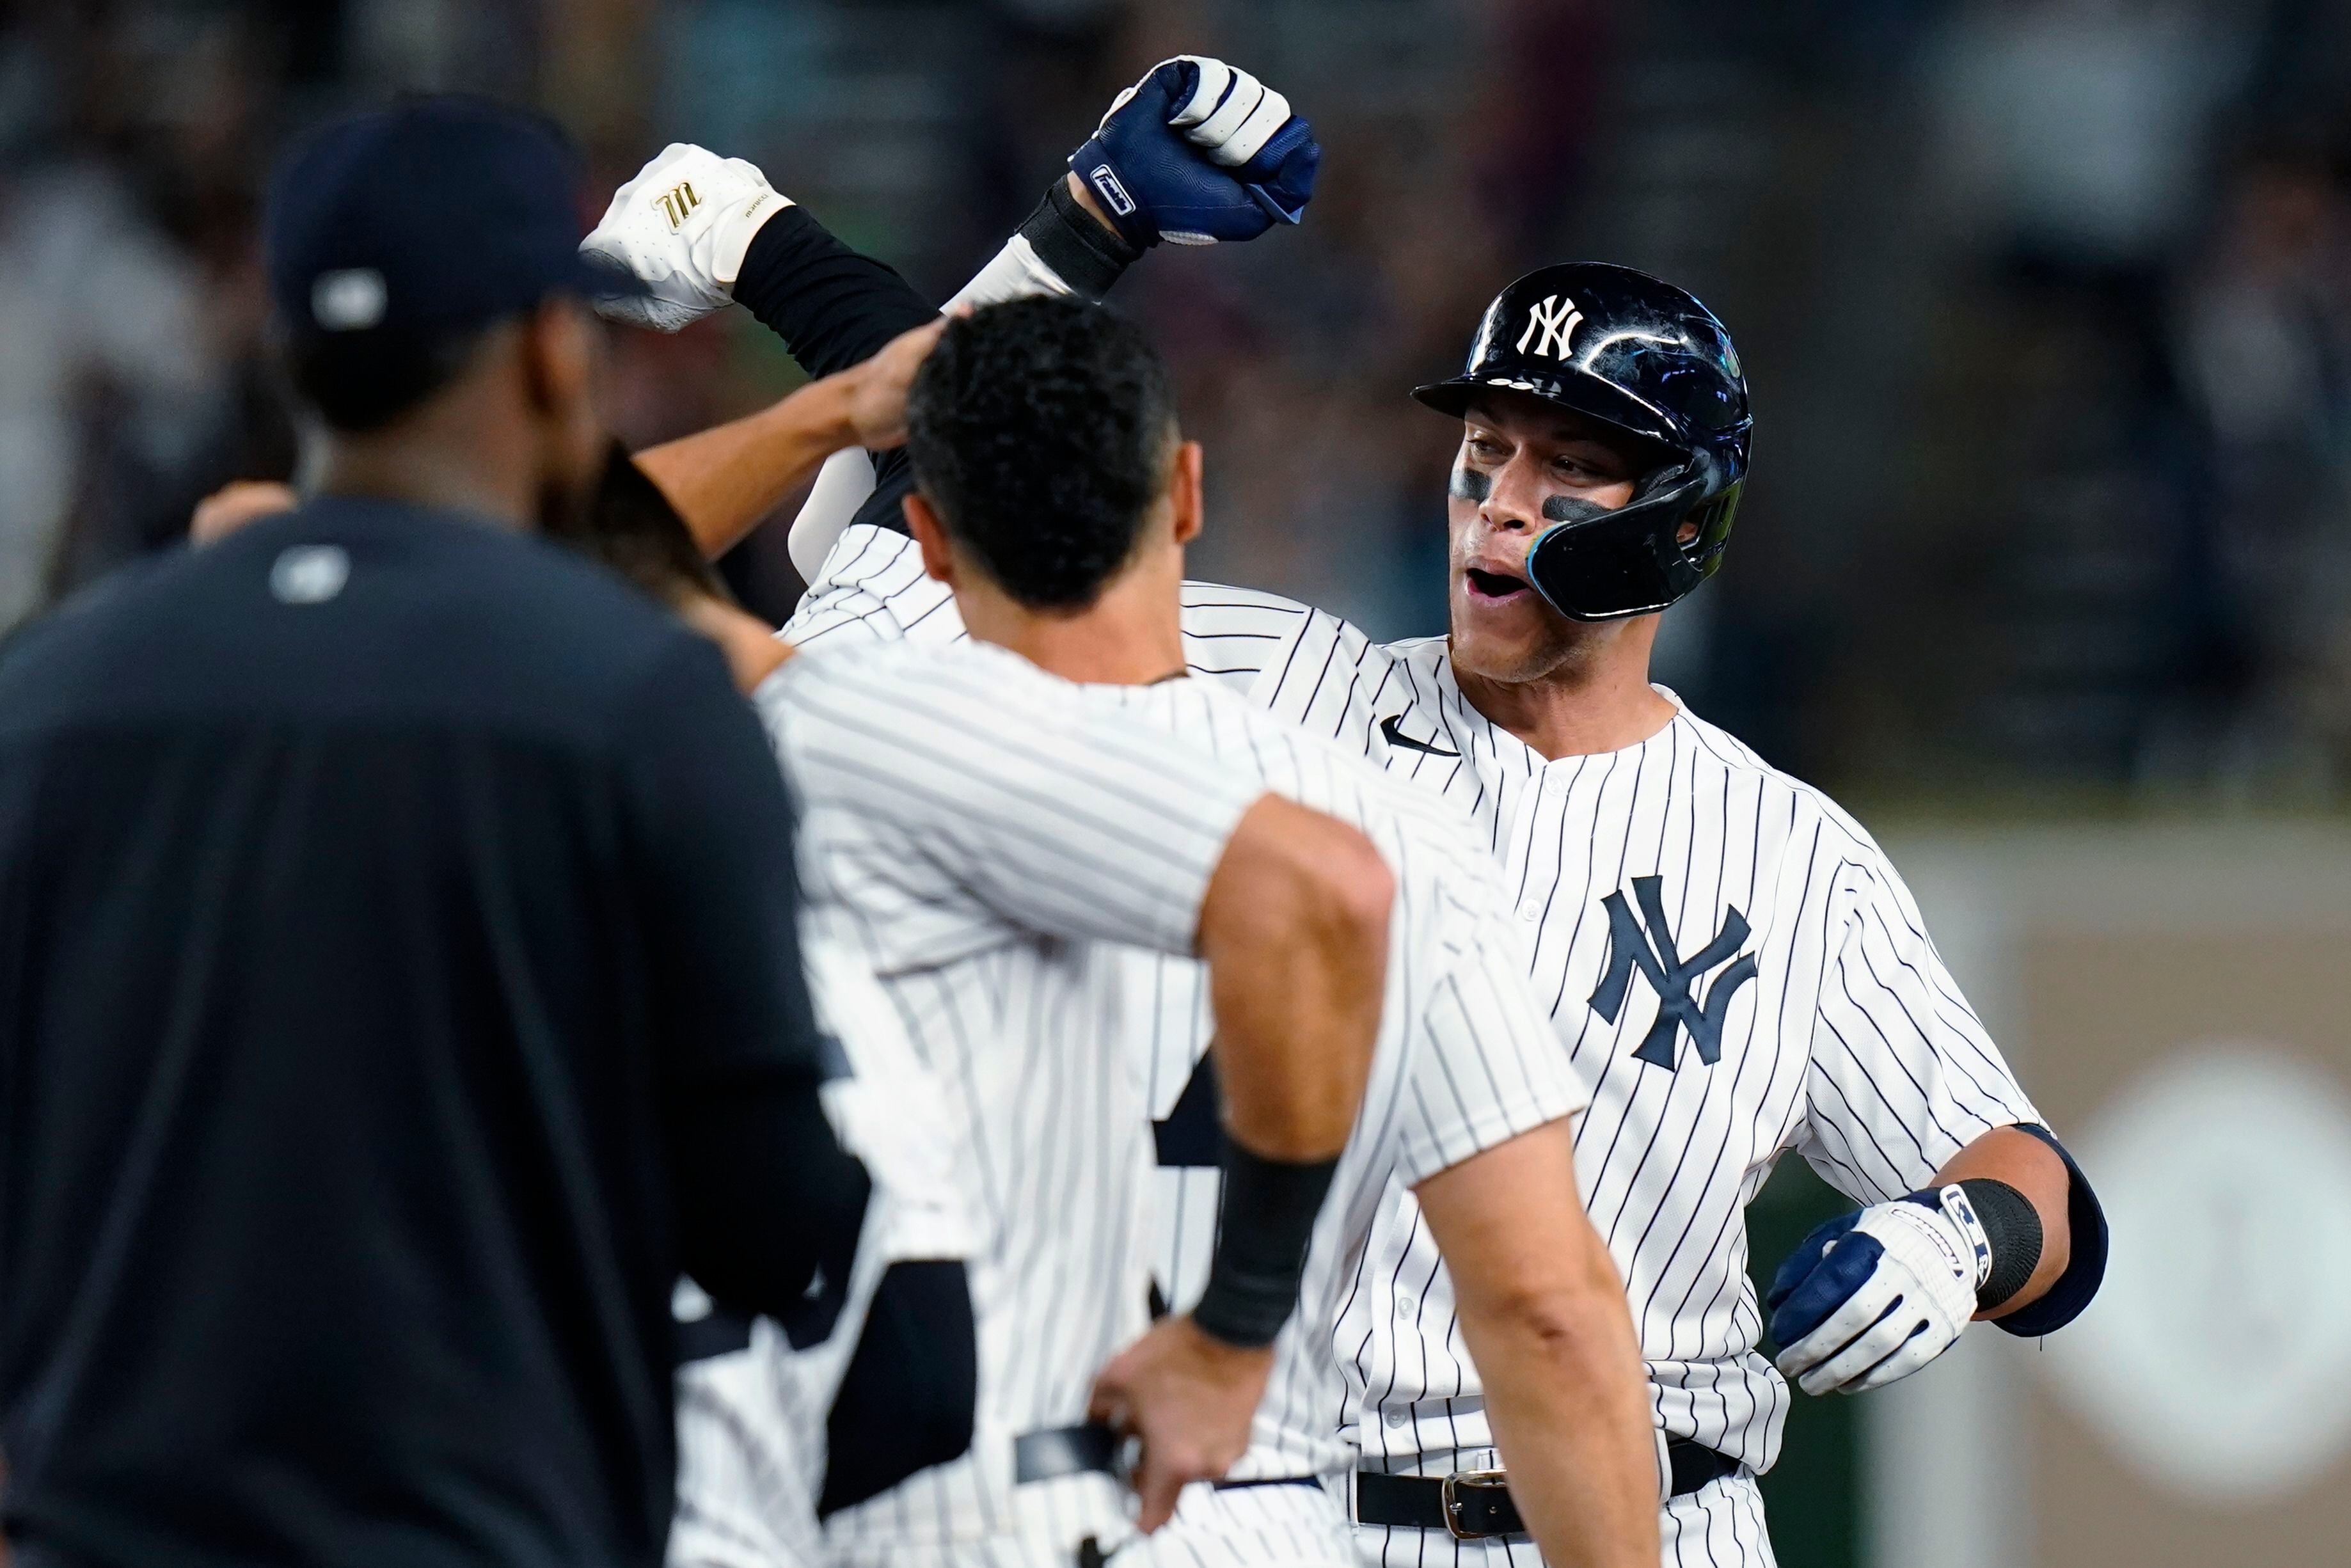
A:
[1180,679,1490,862]
[787,524,964,649]
[0,500,695,746]
[1670,692,1891,868]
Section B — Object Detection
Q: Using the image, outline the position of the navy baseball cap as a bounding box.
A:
[265,95,638,338]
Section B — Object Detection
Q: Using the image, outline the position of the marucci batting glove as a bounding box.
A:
[580,143,794,332]
[1766,1184,1993,1396]
[1068,56,1320,248]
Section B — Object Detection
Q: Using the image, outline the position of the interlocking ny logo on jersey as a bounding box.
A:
[656,180,702,230]
[1516,293,1583,359]
[1588,875,1758,1069]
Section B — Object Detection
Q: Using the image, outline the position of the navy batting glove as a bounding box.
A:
[1764,1212,1868,1350]
[1069,55,1321,248]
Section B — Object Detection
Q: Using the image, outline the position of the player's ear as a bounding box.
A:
[1168,440,1205,548]
[905,491,956,587]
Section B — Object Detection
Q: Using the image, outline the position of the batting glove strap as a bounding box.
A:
[1068,55,1320,249]
[581,142,793,332]
[1766,1196,1981,1396]
[1015,177,1143,302]
[1923,1177,2042,1311]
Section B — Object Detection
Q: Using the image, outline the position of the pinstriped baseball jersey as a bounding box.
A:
[782,551,1587,1498]
[751,640,1267,1564]
[786,525,2043,1491]
[670,935,983,1568]
[1253,614,2039,1481]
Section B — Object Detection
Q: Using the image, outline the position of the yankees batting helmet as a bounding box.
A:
[1414,262,1751,622]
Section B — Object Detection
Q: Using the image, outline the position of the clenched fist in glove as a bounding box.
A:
[1069,55,1320,247]
[1767,1183,2026,1396]
[580,143,793,331]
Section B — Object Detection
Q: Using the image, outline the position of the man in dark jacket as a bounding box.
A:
[0,97,871,1568]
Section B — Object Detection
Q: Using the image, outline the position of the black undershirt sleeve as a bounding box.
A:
[731,185,1144,539]
[729,207,938,381]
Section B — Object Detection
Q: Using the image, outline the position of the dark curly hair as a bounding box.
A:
[904,295,1178,611]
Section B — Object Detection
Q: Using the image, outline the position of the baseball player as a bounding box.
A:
[574,241,1666,1565]
[521,370,1400,1567]
[590,74,2112,1566]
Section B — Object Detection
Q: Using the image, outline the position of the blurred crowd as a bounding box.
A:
[10,0,2351,802]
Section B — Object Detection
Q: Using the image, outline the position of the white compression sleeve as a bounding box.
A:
[783,235,1075,582]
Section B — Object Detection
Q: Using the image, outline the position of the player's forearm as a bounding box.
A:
[1420,1125,1660,1568]
[636,375,862,559]
[1933,1124,2073,1317]
[1196,796,1389,1158]
[731,205,939,381]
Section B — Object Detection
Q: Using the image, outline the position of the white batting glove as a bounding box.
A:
[1766,1185,1993,1395]
[580,143,794,332]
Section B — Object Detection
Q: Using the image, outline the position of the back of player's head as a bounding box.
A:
[546,444,734,610]
[904,296,1177,611]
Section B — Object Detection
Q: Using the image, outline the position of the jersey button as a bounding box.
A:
[1542,770,1569,797]
[1385,1409,1409,1430]
[1396,1294,1416,1318]
[1517,898,1542,921]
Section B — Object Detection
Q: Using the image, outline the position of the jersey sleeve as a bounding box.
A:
[1798,847,2042,1205]
[781,526,963,651]
[1394,887,1591,1189]
[1244,599,1408,746]
[768,644,1265,969]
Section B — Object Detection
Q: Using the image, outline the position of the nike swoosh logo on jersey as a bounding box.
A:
[1379,713,1459,757]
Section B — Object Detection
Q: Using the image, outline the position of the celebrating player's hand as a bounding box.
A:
[1068,56,1320,248]
[580,143,794,333]
[1766,1187,1989,1396]
[1086,1315,1273,1532]
[836,312,953,450]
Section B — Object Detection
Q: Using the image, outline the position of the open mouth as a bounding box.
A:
[1463,566,1532,602]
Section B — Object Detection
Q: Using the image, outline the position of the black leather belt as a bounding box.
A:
[1355,1443,1739,1539]
[1015,1423,1121,1484]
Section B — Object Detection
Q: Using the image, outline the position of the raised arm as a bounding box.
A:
[580,56,1319,574]
[630,315,945,559]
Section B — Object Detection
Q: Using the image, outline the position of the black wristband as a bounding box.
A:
[1191,1134,1338,1349]
[1017,178,1143,303]
[1955,1178,2043,1310]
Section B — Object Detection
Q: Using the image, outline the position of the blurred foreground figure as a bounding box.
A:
[0,99,869,1568]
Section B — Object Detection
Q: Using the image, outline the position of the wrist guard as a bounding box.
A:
[1904,1178,2043,1311]
[1015,178,1143,302]
[1190,1132,1336,1348]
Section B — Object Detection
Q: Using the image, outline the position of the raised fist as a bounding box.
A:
[1068,56,1320,248]
[580,143,793,332]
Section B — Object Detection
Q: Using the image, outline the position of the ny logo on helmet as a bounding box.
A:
[1588,876,1757,1070]
[1516,294,1583,360]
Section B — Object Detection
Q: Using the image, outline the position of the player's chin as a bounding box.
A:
[1450,580,1558,671]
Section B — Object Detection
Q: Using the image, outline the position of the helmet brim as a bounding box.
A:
[1411,368,1689,454]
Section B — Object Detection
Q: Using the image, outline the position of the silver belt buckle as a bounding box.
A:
[1440,1468,1510,1540]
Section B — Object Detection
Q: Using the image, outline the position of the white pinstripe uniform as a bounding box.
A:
[751,640,1276,1568]
[670,935,984,1568]
[784,527,2046,1567]
[782,576,1592,1568]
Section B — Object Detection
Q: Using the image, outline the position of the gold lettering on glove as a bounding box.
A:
[656,181,702,231]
